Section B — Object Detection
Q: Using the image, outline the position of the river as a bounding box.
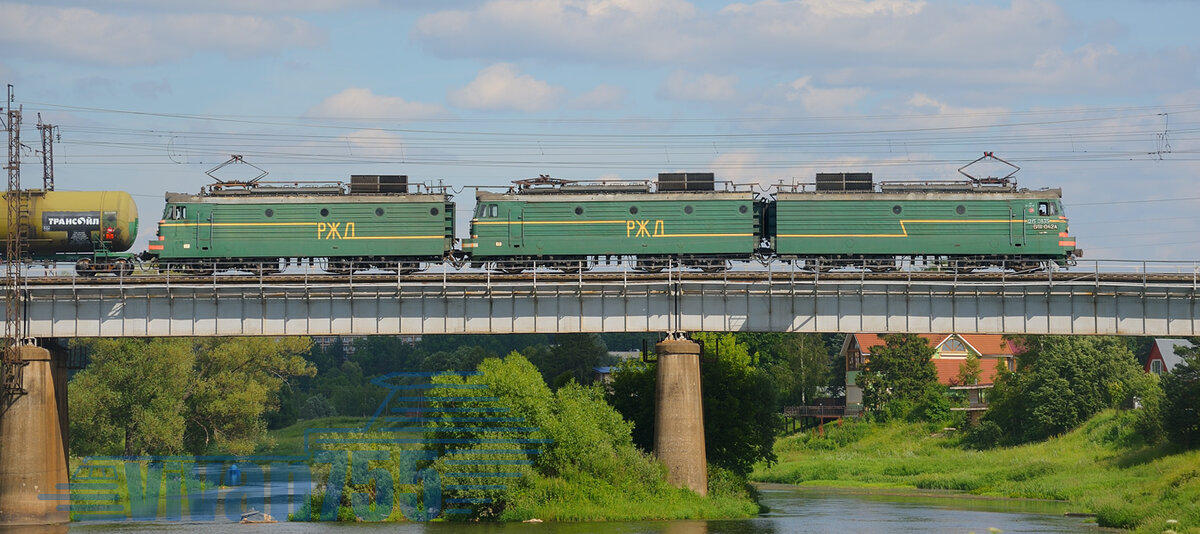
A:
[5,486,1098,534]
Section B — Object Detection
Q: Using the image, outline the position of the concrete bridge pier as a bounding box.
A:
[654,337,707,496]
[0,345,69,526]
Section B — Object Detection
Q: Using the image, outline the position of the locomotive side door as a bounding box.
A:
[1010,202,1029,247]
[507,203,524,250]
[197,207,212,251]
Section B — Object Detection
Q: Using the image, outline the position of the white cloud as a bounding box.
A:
[904,93,1008,119]
[784,77,869,114]
[413,0,1060,67]
[410,0,1196,97]
[307,88,448,120]
[0,3,325,66]
[414,0,704,64]
[31,0,384,13]
[447,63,566,112]
[570,84,627,109]
[342,129,408,158]
[658,71,738,102]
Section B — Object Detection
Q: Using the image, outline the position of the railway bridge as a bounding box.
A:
[11,260,1200,337]
[3,259,1200,525]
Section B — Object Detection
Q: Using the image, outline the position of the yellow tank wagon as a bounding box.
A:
[0,190,139,275]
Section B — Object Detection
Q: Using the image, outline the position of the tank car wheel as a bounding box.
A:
[114,258,133,277]
[75,258,96,277]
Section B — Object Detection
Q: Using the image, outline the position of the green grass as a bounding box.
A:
[752,410,1200,533]
[495,469,760,521]
[260,416,373,456]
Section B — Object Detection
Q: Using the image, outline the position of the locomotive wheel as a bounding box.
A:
[393,262,420,275]
[326,259,355,275]
[555,260,589,274]
[804,259,832,273]
[635,258,667,273]
[862,259,898,272]
[496,263,528,274]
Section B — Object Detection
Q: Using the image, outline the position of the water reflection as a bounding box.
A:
[36,486,1097,533]
[0,525,70,534]
[664,521,708,534]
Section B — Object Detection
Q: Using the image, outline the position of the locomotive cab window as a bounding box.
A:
[488,204,498,218]
[1038,202,1057,216]
[168,206,187,220]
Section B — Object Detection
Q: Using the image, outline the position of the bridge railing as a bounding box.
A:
[783,405,846,418]
[12,257,1200,283]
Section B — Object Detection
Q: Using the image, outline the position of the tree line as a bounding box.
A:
[67,330,1200,475]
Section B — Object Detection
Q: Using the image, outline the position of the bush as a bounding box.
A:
[426,353,755,521]
[962,420,1003,450]
[981,336,1159,445]
[907,385,952,423]
[298,394,337,420]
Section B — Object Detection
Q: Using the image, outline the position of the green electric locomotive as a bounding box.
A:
[464,174,759,272]
[148,172,455,274]
[768,168,1080,271]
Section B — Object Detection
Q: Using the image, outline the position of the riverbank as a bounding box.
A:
[751,410,1199,533]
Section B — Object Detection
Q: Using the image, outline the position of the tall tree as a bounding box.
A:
[69,337,315,456]
[954,353,983,386]
[69,338,194,456]
[525,333,611,386]
[695,333,783,475]
[767,334,831,406]
[855,333,938,419]
[184,337,315,454]
[1162,340,1200,448]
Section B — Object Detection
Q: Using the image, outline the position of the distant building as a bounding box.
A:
[1145,338,1194,375]
[593,366,613,383]
[842,334,1016,415]
[608,350,642,362]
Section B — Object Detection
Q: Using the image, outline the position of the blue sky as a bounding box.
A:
[3,0,1199,262]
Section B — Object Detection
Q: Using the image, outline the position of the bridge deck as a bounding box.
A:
[7,262,1199,337]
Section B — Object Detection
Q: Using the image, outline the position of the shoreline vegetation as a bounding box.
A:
[751,409,1200,533]
[278,354,761,523]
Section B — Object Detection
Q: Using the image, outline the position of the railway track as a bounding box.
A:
[17,269,1200,286]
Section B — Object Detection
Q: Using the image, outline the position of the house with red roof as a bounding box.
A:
[1145,338,1194,375]
[842,333,1016,415]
